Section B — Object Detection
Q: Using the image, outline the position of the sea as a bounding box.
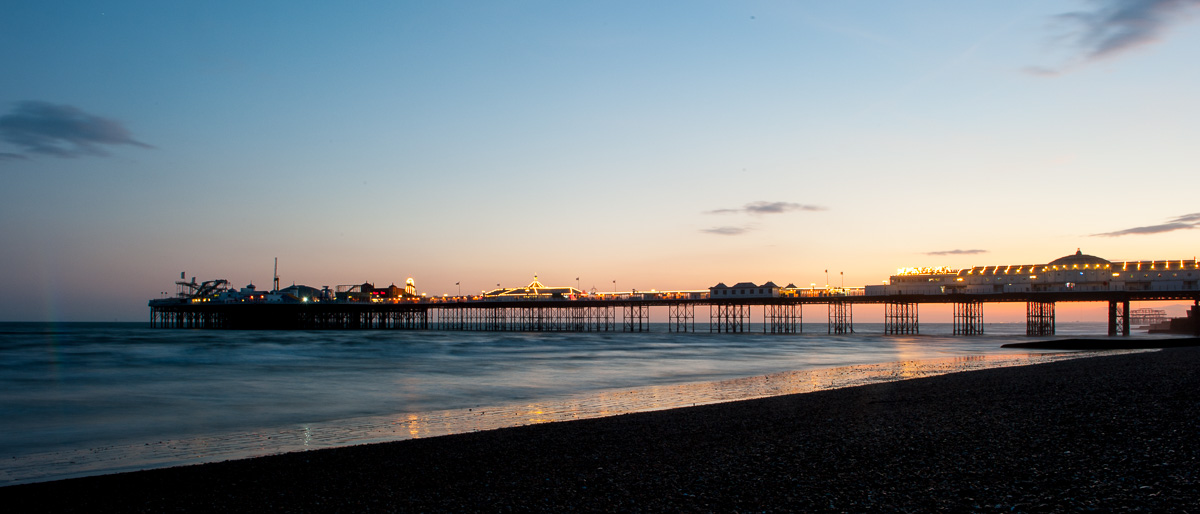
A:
[0,321,1169,485]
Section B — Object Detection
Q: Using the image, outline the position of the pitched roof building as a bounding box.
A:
[710,281,781,298]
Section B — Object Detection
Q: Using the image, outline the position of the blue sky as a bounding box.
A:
[2,1,1199,321]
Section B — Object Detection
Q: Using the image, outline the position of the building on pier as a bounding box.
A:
[710,281,852,298]
[335,278,420,302]
[483,276,586,300]
[278,284,328,302]
[868,250,1200,296]
[709,281,782,298]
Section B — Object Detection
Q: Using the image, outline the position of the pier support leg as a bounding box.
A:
[497,307,508,331]
[1108,300,1130,337]
[570,306,585,332]
[883,302,919,335]
[623,303,649,332]
[1193,302,1199,337]
[709,303,748,333]
[521,307,537,331]
[828,302,853,334]
[669,303,695,332]
[583,305,615,332]
[953,300,984,335]
[1026,301,1055,336]
[453,307,468,330]
[764,303,800,334]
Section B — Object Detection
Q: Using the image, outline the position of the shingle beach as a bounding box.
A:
[4,344,1198,512]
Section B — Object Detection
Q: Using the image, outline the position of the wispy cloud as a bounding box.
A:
[1171,212,1200,223]
[1094,223,1195,236]
[925,249,988,256]
[0,101,152,159]
[707,201,826,216]
[1092,212,1200,236]
[701,226,751,236]
[1028,0,1200,75]
[1023,65,1066,77]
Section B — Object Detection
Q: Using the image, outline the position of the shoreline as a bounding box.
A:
[2,350,1101,487]
[6,347,1199,511]
[1002,336,1199,350]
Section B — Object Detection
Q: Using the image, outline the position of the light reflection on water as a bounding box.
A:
[0,321,1165,485]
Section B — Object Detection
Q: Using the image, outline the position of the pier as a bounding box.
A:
[150,250,1200,336]
[150,290,1200,336]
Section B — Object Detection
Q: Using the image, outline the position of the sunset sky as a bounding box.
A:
[2,1,1198,322]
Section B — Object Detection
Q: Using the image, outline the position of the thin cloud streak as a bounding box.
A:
[1169,212,1200,223]
[1093,223,1195,236]
[701,226,751,236]
[926,249,988,256]
[0,101,152,159]
[707,201,826,216]
[1030,0,1200,75]
[1092,212,1200,236]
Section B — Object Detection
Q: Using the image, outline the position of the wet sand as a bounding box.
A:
[4,348,1199,512]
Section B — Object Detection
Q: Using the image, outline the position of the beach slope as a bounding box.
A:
[4,348,1198,512]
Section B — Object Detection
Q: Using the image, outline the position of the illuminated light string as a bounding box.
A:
[880,255,1196,289]
[896,266,959,276]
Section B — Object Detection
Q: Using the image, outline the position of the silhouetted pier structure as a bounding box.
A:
[149,290,1200,337]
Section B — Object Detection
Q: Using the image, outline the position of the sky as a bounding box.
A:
[2,0,1198,322]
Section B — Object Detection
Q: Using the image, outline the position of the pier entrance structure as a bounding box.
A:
[869,250,1200,336]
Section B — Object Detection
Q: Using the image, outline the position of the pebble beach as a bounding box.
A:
[4,344,1198,512]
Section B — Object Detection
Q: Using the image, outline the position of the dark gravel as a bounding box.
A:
[1002,337,1200,350]
[4,348,1199,513]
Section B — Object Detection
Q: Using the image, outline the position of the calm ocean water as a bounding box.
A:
[0,321,1162,484]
